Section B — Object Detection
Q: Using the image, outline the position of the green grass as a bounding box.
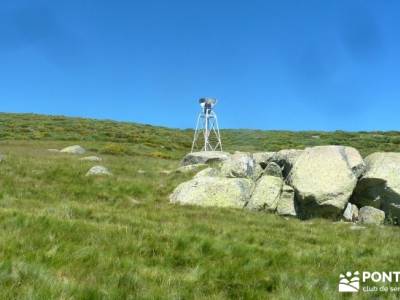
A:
[0,113,400,299]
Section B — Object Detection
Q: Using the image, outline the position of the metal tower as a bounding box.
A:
[191,98,223,152]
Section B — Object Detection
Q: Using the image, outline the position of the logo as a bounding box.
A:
[339,271,360,293]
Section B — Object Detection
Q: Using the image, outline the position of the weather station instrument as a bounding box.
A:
[191,97,223,152]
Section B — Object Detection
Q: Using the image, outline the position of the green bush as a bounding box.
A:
[100,143,130,155]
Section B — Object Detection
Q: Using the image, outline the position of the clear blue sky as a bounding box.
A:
[1,0,399,131]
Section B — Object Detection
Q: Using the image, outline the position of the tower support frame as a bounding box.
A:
[191,107,222,152]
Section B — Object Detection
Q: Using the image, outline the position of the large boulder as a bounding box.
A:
[181,151,230,166]
[263,162,283,178]
[253,152,275,168]
[170,176,253,208]
[359,206,385,225]
[176,164,207,174]
[221,152,257,178]
[352,153,400,220]
[288,146,363,219]
[271,149,304,178]
[246,175,283,211]
[60,145,86,155]
[194,167,220,179]
[342,147,366,178]
[276,185,297,217]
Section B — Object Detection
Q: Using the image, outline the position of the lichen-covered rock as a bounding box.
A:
[263,162,283,178]
[253,152,275,168]
[221,152,256,178]
[343,203,359,222]
[86,165,112,176]
[170,176,253,208]
[288,146,362,219]
[277,185,297,217]
[359,206,385,225]
[194,167,220,179]
[60,145,86,155]
[252,164,264,181]
[247,175,283,211]
[342,147,366,178]
[271,149,304,177]
[181,151,230,166]
[176,164,207,173]
[352,153,400,220]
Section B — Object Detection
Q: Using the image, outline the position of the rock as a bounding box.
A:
[277,185,297,217]
[60,145,86,155]
[221,152,256,178]
[128,197,141,205]
[352,153,400,220]
[80,156,102,162]
[288,146,361,219]
[311,135,320,139]
[160,170,172,175]
[263,162,283,178]
[137,169,146,174]
[359,206,385,225]
[194,167,220,179]
[176,164,207,173]
[252,164,264,181]
[253,152,275,168]
[181,151,230,166]
[247,175,283,211]
[86,165,112,176]
[271,149,304,178]
[0,154,4,162]
[343,203,359,222]
[170,176,254,208]
[342,147,366,178]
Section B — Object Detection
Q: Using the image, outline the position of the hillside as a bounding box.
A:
[0,113,400,299]
[2,113,400,157]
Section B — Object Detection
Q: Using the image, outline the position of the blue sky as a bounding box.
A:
[0,0,399,131]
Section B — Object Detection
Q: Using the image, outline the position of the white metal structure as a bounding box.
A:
[191,97,223,152]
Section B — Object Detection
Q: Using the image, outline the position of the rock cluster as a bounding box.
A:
[170,147,400,225]
[48,145,112,177]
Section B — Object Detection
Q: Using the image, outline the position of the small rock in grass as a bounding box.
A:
[60,145,86,155]
[128,197,141,205]
[80,156,102,162]
[86,165,112,176]
[160,170,172,175]
[137,169,146,174]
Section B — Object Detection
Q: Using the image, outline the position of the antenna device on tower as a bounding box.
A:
[191,97,223,152]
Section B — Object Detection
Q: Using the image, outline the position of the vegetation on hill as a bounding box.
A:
[0,113,400,299]
[1,113,400,157]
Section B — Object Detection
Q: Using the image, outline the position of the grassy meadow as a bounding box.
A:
[0,113,400,299]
